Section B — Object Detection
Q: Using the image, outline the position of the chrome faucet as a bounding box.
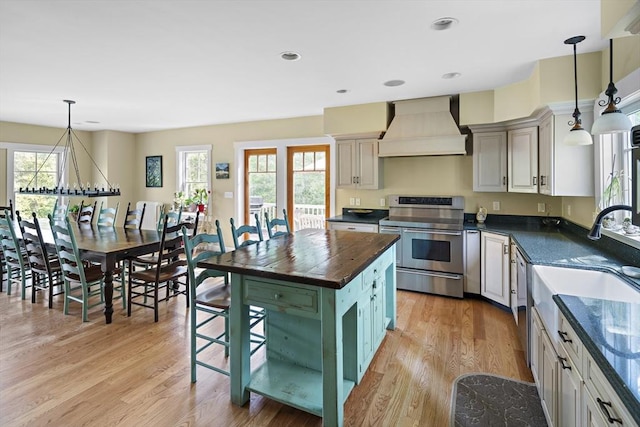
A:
[588,204,632,240]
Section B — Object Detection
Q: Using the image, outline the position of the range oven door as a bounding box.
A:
[400,228,463,273]
[379,225,402,267]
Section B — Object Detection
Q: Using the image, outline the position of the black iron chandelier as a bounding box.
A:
[18,100,120,197]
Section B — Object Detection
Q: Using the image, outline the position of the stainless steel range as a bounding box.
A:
[379,195,464,298]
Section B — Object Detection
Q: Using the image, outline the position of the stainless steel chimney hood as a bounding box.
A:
[378,96,467,157]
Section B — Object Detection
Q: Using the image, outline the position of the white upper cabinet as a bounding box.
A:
[473,131,507,192]
[508,126,538,193]
[538,109,594,196]
[336,138,382,190]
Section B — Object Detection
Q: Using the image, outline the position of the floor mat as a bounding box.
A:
[450,373,548,427]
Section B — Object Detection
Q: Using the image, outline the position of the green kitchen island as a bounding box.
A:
[198,228,398,427]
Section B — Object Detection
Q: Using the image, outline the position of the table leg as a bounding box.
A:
[103,269,114,324]
[321,288,344,427]
[230,273,250,405]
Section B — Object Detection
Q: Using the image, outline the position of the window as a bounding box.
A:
[3,143,64,218]
[176,145,211,207]
[245,148,276,226]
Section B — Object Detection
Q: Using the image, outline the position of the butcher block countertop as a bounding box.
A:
[198,228,399,289]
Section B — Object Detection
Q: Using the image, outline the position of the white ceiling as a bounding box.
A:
[0,0,608,133]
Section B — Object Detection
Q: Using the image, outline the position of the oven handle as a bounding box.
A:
[379,226,401,234]
[397,267,463,280]
[402,229,462,236]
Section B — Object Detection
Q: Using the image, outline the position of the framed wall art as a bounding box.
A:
[216,162,230,179]
[146,155,163,187]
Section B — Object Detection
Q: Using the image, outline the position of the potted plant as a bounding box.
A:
[69,204,80,221]
[192,188,210,213]
[173,191,185,211]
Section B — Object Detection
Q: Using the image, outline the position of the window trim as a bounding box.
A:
[175,144,212,206]
[593,67,640,249]
[2,142,66,203]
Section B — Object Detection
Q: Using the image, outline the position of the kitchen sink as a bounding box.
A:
[532,265,640,351]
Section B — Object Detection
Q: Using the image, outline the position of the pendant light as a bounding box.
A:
[591,39,632,135]
[563,35,593,146]
[18,100,120,197]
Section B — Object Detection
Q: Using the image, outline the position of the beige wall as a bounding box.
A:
[0,121,95,208]
[135,115,325,233]
[337,155,563,218]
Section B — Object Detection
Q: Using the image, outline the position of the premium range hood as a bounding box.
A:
[378,96,467,157]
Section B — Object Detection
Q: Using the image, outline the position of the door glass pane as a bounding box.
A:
[246,149,276,227]
[290,147,328,231]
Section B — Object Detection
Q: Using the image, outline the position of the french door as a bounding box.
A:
[244,148,276,226]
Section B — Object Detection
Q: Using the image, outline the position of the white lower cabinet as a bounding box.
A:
[531,306,637,427]
[480,231,510,306]
[540,325,558,426]
[328,221,379,233]
[557,343,581,427]
[357,261,386,380]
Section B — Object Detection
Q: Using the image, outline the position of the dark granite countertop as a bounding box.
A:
[554,294,640,424]
[464,215,640,289]
[327,208,388,225]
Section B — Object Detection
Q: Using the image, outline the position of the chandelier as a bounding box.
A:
[18,100,120,197]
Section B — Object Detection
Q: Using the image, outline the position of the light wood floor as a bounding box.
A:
[0,286,532,427]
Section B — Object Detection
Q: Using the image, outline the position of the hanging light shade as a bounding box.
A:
[563,35,593,146]
[591,39,633,135]
[18,100,120,197]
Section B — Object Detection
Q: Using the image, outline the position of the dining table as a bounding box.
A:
[37,222,165,324]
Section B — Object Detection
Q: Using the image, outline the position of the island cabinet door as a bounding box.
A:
[358,291,374,378]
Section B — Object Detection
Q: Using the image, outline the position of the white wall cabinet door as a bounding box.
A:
[508,126,538,193]
[538,111,594,197]
[473,131,507,192]
[336,139,381,190]
[480,231,510,306]
[336,140,357,188]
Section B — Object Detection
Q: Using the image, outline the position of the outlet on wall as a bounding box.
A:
[537,203,545,213]
[355,198,361,206]
[349,197,355,206]
[492,201,500,211]
[379,198,386,207]
[567,205,572,216]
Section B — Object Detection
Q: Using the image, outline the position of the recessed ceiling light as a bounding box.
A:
[336,89,348,94]
[384,80,405,87]
[431,17,458,31]
[280,51,301,61]
[442,72,461,79]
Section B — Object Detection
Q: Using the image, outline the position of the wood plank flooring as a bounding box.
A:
[0,287,532,426]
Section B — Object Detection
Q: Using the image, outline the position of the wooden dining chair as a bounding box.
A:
[128,215,197,322]
[182,219,265,380]
[48,215,126,322]
[0,200,14,291]
[264,208,290,238]
[77,200,97,224]
[123,202,146,229]
[20,213,64,308]
[230,213,263,249]
[96,201,119,227]
[51,199,69,223]
[157,206,181,232]
[0,209,31,298]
